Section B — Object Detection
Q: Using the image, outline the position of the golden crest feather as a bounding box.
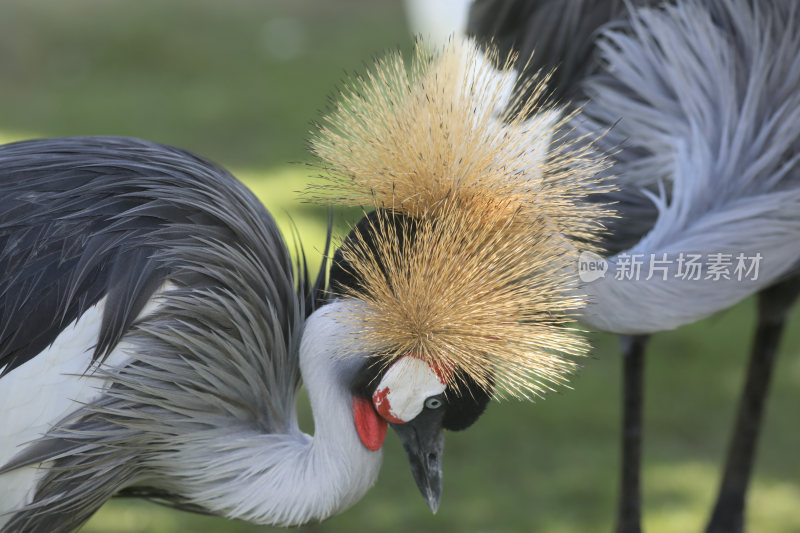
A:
[309,38,612,399]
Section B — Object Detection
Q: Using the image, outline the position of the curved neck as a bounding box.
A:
[194,300,382,526]
[299,301,384,518]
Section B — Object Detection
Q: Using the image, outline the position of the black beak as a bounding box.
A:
[390,411,445,513]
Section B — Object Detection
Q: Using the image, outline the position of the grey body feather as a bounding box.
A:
[471,0,800,332]
[0,136,322,530]
[578,0,800,332]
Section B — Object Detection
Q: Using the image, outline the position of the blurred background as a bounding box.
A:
[1,1,798,532]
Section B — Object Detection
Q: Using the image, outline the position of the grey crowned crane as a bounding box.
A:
[0,43,610,530]
[469,0,800,532]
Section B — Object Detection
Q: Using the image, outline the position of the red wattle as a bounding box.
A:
[352,396,387,451]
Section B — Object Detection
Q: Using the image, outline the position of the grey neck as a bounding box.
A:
[182,300,383,526]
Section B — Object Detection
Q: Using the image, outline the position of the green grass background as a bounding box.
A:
[1,1,798,532]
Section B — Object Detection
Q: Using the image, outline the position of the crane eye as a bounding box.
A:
[424,397,443,410]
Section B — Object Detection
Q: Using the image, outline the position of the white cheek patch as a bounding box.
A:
[372,355,447,424]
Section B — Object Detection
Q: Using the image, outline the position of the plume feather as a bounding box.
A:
[310,38,612,398]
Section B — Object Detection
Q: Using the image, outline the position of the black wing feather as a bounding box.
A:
[0,136,306,376]
[466,0,658,102]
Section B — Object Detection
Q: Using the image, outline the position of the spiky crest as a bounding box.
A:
[310,39,612,398]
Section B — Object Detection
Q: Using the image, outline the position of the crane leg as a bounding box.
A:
[705,275,800,533]
[616,334,650,533]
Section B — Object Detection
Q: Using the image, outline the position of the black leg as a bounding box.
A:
[706,276,800,533]
[616,334,650,533]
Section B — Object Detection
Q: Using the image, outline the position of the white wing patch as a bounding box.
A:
[0,284,172,525]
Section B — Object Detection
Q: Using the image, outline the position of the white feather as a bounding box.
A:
[404,0,473,47]
[0,285,172,525]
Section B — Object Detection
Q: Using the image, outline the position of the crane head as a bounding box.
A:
[332,210,492,513]
[348,349,491,513]
[378,354,491,513]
